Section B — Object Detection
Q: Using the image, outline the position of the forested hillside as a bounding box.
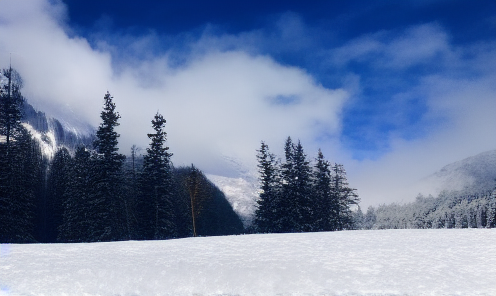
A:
[356,150,496,230]
[2,66,495,244]
[0,67,243,243]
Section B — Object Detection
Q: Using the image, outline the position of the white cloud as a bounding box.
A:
[0,0,348,176]
[331,23,451,69]
[1,0,494,208]
[347,63,496,208]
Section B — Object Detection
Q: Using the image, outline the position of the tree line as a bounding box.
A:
[254,138,360,233]
[0,67,243,243]
[356,189,496,230]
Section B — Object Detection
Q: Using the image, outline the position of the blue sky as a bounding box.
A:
[60,0,495,160]
[1,0,495,205]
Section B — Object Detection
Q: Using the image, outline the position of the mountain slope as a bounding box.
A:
[22,101,94,158]
[420,149,496,196]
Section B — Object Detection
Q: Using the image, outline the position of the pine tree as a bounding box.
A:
[0,67,24,153]
[92,91,126,241]
[313,149,333,231]
[292,140,313,232]
[278,136,296,232]
[58,146,95,242]
[0,67,40,243]
[254,141,280,233]
[45,147,71,242]
[330,163,359,230]
[122,145,142,240]
[138,112,175,240]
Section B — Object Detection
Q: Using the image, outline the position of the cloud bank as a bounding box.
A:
[0,0,347,176]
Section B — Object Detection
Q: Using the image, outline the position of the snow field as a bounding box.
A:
[0,229,495,296]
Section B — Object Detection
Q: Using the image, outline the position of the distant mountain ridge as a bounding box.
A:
[421,149,496,196]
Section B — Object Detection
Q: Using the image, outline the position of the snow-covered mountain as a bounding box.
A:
[419,149,496,196]
[206,156,259,228]
[22,102,94,159]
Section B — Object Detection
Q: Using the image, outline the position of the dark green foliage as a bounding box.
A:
[0,70,245,243]
[330,163,359,230]
[121,145,143,240]
[0,67,24,151]
[138,113,175,240]
[44,147,71,242]
[273,137,314,232]
[313,149,334,231]
[255,137,360,234]
[175,166,245,237]
[90,92,126,241]
[58,146,95,242]
[292,141,313,232]
[254,142,280,233]
[0,68,43,243]
[278,137,297,232]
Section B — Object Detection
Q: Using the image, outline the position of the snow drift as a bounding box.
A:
[1,229,495,296]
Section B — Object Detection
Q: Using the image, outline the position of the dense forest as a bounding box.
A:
[0,67,243,243]
[356,189,496,230]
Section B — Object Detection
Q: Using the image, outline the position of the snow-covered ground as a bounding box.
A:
[1,229,495,296]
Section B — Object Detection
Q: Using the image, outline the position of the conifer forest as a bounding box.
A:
[1,67,495,244]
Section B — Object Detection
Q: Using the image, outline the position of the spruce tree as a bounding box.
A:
[292,140,313,232]
[278,136,296,232]
[45,147,71,242]
[138,112,175,240]
[92,91,126,241]
[254,141,280,233]
[313,149,333,231]
[59,146,95,242]
[0,67,24,153]
[330,163,359,230]
[0,67,39,243]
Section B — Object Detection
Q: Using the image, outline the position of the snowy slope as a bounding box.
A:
[1,229,495,296]
[420,149,496,196]
[207,174,258,227]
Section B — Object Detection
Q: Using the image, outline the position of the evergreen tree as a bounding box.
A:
[292,140,313,232]
[330,163,359,230]
[45,147,71,242]
[0,67,24,153]
[278,136,296,232]
[254,141,280,233]
[121,145,142,240]
[58,146,95,242]
[138,112,175,240]
[92,91,126,241]
[0,67,40,243]
[313,149,334,231]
